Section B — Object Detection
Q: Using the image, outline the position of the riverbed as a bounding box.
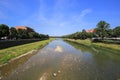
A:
[0,39,120,80]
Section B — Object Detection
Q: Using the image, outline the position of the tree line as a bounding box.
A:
[0,24,49,40]
[63,21,120,40]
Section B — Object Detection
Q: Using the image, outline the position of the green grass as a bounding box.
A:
[0,38,54,65]
[92,42,120,51]
[65,39,120,51]
[65,39,91,46]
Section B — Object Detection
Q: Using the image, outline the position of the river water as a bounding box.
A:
[0,39,120,80]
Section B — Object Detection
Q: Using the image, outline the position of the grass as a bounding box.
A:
[92,42,120,51]
[65,39,91,46]
[0,38,54,65]
[65,40,120,62]
[65,39,120,51]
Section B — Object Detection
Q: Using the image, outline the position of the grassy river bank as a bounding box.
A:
[64,39,120,53]
[0,38,53,65]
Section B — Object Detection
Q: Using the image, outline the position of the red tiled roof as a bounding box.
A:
[15,26,27,30]
[87,29,94,33]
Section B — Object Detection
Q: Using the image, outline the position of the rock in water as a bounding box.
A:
[53,73,57,77]
[58,70,61,73]
[0,77,2,80]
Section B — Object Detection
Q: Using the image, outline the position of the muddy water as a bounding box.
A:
[0,39,120,80]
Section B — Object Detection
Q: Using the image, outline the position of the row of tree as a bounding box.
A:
[64,21,120,40]
[0,24,49,40]
[64,29,93,39]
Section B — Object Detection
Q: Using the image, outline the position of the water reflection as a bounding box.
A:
[65,40,120,80]
[0,39,120,80]
[65,40,120,62]
[54,46,63,52]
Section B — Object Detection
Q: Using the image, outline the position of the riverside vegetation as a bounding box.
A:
[64,39,120,53]
[0,38,53,65]
[63,20,120,55]
[63,21,120,45]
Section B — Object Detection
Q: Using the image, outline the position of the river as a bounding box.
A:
[0,39,120,80]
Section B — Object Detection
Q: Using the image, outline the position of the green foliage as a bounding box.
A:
[64,20,120,41]
[113,26,120,37]
[0,24,9,39]
[97,21,110,29]
[0,24,49,40]
[94,21,110,39]
[17,29,29,39]
[0,38,53,64]
[66,29,90,40]
[80,29,88,39]
[9,27,17,39]
[26,27,35,32]
[106,29,113,37]
[65,39,120,51]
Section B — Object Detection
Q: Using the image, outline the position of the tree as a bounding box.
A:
[94,28,102,37]
[75,32,81,39]
[26,27,35,32]
[106,29,113,37]
[87,32,94,38]
[29,32,41,39]
[28,32,35,39]
[80,29,88,40]
[0,24,9,39]
[113,26,120,37]
[95,21,110,39]
[46,35,49,39]
[17,29,28,39]
[9,27,17,39]
[33,32,40,38]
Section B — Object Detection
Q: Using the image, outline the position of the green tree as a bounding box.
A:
[26,27,35,32]
[106,29,113,37]
[29,32,41,39]
[94,28,102,37]
[87,33,94,38]
[80,29,88,40]
[75,32,81,39]
[9,27,17,39]
[0,24,9,39]
[113,26,120,37]
[17,29,28,39]
[95,21,110,39]
[34,32,40,38]
[28,32,34,39]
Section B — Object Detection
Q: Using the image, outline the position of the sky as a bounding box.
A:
[0,0,120,36]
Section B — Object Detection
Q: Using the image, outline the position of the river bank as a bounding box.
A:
[0,38,54,65]
[64,39,120,52]
[0,39,120,80]
[0,39,47,49]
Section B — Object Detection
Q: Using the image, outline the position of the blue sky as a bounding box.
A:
[0,0,120,36]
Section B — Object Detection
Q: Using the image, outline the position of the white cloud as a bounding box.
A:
[75,9,92,22]
[21,0,92,35]
[71,9,92,29]
[80,9,92,18]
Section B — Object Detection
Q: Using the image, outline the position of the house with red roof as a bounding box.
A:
[86,29,94,33]
[15,26,27,30]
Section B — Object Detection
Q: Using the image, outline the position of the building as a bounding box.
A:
[15,26,34,32]
[87,29,94,33]
[15,26,27,30]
